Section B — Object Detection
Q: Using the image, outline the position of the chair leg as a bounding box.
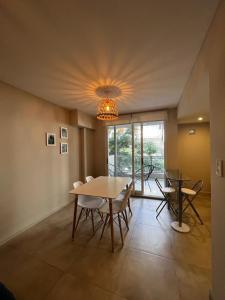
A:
[187,198,204,225]
[182,195,189,213]
[156,201,167,218]
[97,209,104,222]
[147,179,151,192]
[127,198,132,215]
[166,197,177,216]
[90,210,95,234]
[169,202,177,217]
[72,196,78,241]
[156,200,164,212]
[75,208,84,231]
[118,213,124,246]
[122,210,129,230]
[100,214,109,240]
[86,209,90,220]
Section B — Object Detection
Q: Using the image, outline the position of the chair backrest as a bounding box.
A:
[73,181,83,189]
[191,180,203,195]
[146,164,155,179]
[164,172,177,188]
[140,164,155,180]
[86,176,94,183]
[155,178,168,198]
[120,182,133,211]
[155,178,163,190]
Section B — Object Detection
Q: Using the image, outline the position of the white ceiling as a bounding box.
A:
[0,0,219,115]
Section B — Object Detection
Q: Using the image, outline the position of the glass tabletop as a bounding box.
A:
[165,169,191,181]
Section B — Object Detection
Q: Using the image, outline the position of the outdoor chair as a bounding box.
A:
[155,178,177,218]
[181,180,204,224]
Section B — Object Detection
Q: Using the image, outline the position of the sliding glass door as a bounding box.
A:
[133,123,142,194]
[108,124,132,177]
[107,121,165,197]
[142,122,165,196]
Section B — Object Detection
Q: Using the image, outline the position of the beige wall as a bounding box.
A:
[0,81,80,245]
[70,110,96,129]
[77,127,95,182]
[178,123,211,193]
[177,1,225,298]
[85,128,95,177]
[94,123,107,177]
[165,108,178,170]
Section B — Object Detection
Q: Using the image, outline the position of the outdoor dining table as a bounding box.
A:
[69,176,132,252]
[165,170,191,233]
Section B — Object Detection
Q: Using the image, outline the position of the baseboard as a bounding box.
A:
[0,199,73,247]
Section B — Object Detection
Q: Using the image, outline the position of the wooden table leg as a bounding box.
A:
[72,194,78,240]
[109,198,114,252]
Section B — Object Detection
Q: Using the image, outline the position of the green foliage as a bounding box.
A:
[108,127,164,174]
[143,142,157,155]
[108,127,132,155]
[109,138,115,155]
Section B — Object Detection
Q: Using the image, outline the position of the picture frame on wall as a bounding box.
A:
[60,142,68,154]
[60,127,68,139]
[46,133,56,146]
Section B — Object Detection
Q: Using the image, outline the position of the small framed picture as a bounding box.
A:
[60,127,68,139]
[46,133,56,146]
[60,142,68,154]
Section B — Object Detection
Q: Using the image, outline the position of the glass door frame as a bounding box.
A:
[106,121,165,197]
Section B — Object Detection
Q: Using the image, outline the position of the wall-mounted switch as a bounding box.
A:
[216,159,223,177]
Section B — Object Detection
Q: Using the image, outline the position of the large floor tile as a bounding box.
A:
[172,230,211,269]
[41,202,74,229]
[115,249,179,300]
[128,223,174,259]
[36,235,84,271]
[134,205,176,230]
[0,196,212,300]
[68,246,127,293]
[0,245,62,300]
[7,221,64,255]
[46,273,127,300]
[175,261,211,300]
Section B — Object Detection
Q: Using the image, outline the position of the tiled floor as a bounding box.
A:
[0,196,211,300]
[135,178,165,197]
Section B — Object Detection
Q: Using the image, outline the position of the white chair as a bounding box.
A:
[155,178,177,218]
[114,185,133,216]
[181,180,204,224]
[99,183,133,246]
[85,176,94,183]
[72,181,105,234]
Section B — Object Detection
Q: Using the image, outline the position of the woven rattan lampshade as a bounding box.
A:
[97,98,118,121]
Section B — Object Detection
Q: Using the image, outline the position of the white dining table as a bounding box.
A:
[69,176,132,252]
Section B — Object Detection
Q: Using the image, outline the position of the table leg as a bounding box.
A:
[72,195,78,240]
[178,180,182,227]
[171,180,190,233]
[109,198,114,252]
[165,178,171,210]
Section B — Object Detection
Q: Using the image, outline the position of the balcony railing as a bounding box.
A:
[108,154,164,177]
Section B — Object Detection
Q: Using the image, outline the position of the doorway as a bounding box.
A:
[107,121,165,197]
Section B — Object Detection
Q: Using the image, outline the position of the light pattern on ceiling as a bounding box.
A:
[86,79,133,104]
[0,0,219,115]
